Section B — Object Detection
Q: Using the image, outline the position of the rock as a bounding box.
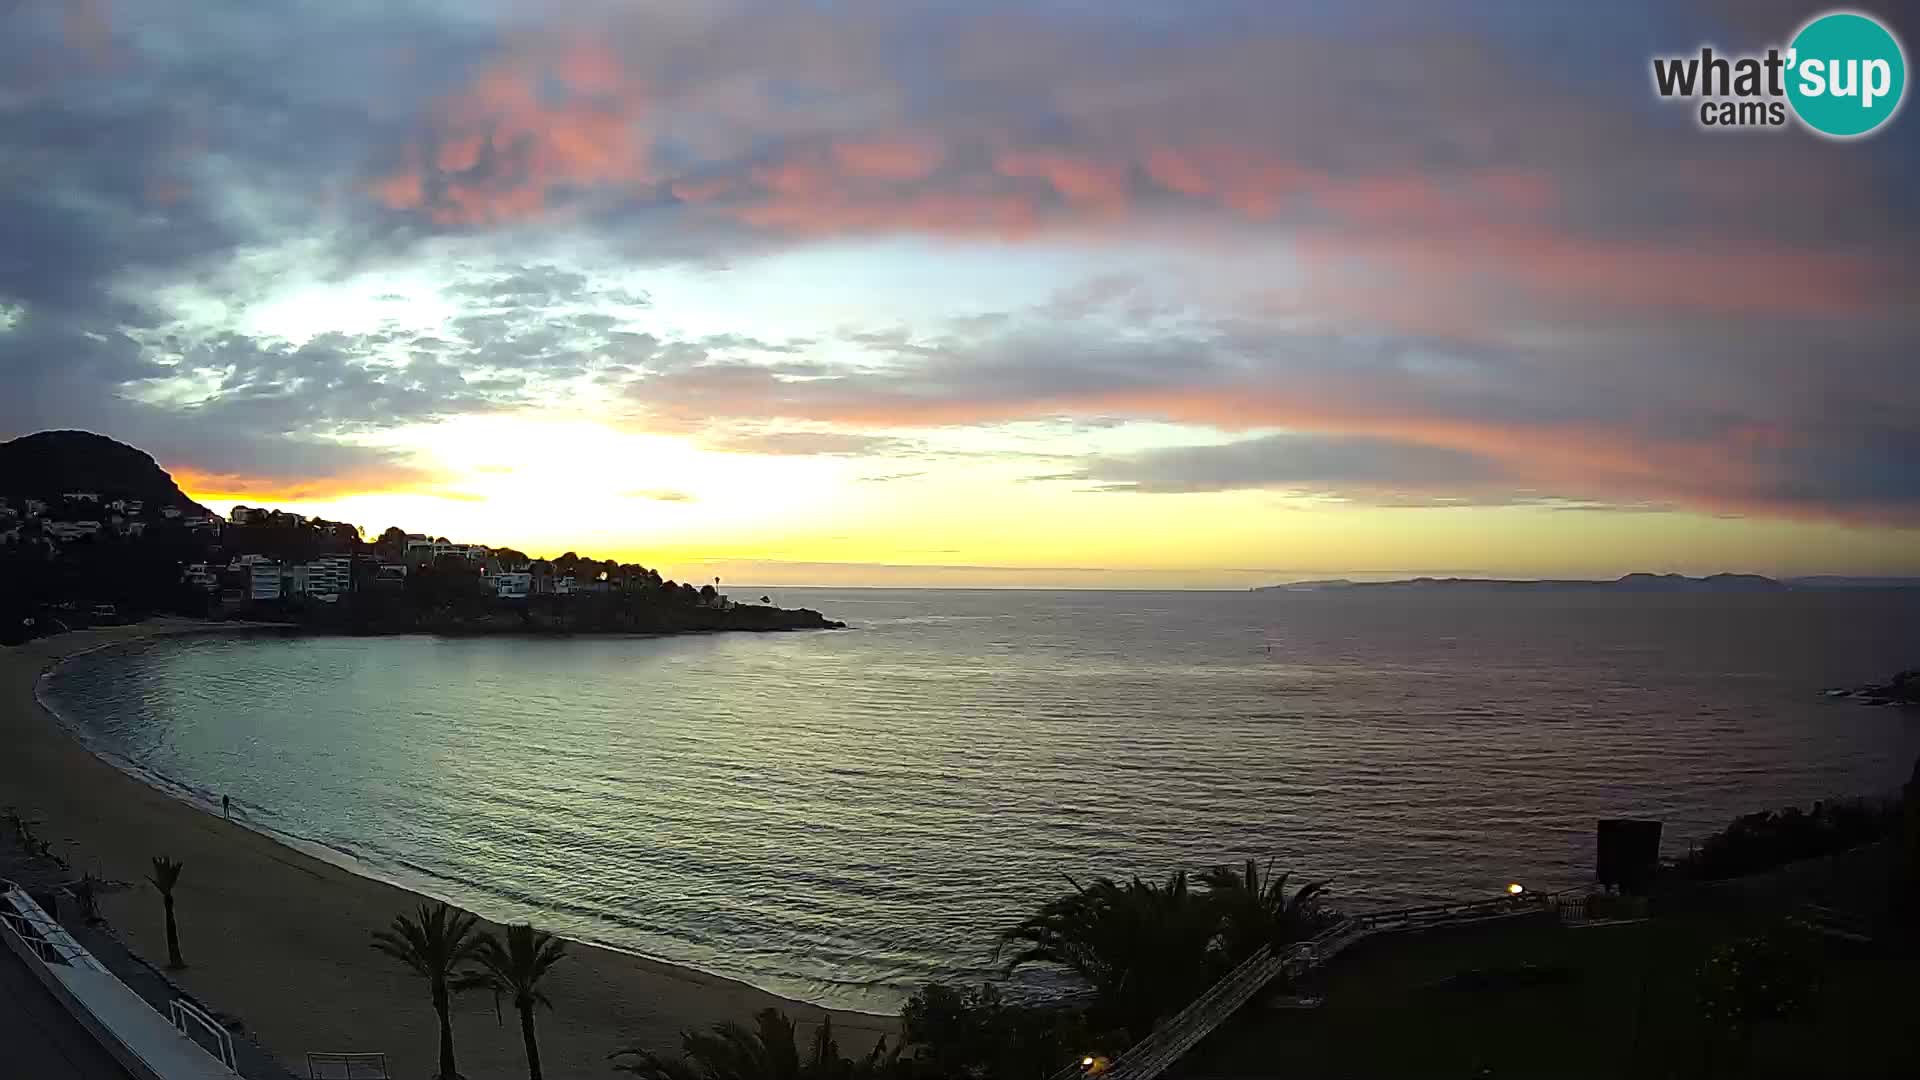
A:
[1844,668,1920,707]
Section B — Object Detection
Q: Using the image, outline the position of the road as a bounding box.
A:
[0,942,132,1080]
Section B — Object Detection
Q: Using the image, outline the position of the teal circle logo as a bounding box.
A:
[1786,11,1906,137]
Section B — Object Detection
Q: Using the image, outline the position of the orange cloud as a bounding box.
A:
[993,146,1132,212]
[174,464,440,504]
[372,37,652,225]
[832,138,946,181]
[730,187,1045,239]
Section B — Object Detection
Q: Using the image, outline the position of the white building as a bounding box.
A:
[63,491,99,503]
[183,564,220,590]
[249,561,282,601]
[159,506,182,519]
[307,555,352,597]
[406,537,485,561]
[491,571,532,599]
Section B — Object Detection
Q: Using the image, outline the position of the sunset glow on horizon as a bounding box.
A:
[5,1,1917,587]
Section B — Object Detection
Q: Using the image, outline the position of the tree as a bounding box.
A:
[901,982,1093,1080]
[147,856,186,968]
[611,1008,893,1080]
[998,872,1217,1041]
[475,923,568,1080]
[1696,928,1818,1076]
[1199,859,1333,965]
[371,903,490,1080]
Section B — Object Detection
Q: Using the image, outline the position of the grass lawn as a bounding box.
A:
[1187,902,1916,1078]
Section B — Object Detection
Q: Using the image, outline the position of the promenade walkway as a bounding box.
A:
[1,935,133,1079]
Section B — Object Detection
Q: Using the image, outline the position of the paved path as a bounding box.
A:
[0,940,132,1080]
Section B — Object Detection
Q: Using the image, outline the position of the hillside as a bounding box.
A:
[1253,573,1789,592]
[0,430,210,514]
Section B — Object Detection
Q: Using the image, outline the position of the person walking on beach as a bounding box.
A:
[221,794,230,818]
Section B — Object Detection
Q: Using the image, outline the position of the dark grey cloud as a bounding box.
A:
[1073,434,1510,496]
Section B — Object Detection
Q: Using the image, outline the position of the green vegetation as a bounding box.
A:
[1673,797,1899,880]
[475,923,570,1080]
[146,855,186,968]
[1187,894,1913,1079]
[370,902,492,1080]
[998,871,1217,1042]
[897,983,1090,1080]
[996,861,1333,1042]
[612,1008,895,1080]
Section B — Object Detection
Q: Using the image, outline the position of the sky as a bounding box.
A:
[3,0,1917,588]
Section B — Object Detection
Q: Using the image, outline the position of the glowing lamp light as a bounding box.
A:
[1082,1058,1096,1068]
[1507,883,1525,895]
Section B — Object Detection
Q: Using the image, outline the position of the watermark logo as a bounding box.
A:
[1651,9,1906,138]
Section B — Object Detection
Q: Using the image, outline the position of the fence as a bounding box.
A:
[171,997,239,1071]
[305,1052,391,1079]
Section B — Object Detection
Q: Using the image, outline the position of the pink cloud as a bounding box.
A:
[372,37,652,225]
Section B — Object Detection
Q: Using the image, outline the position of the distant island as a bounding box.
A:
[0,430,844,643]
[1252,572,1920,592]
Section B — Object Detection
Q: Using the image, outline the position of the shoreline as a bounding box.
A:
[2,619,893,1079]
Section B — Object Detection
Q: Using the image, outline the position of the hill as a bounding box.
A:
[0,430,210,514]
[1253,573,1788,592]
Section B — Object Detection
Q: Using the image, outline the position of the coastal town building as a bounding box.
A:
[405,536,487,561]
[45,520,102,540]
[305,555,353,597]
[248,560,282,601]
[492,571,532,599]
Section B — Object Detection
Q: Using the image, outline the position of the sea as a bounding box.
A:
[39,587,1920,1013]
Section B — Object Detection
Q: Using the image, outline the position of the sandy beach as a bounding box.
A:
[1,621,893,1079]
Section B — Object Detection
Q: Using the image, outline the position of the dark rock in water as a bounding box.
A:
[1839,668,1920,707]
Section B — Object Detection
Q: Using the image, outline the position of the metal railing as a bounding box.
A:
[170,997,239,1072]
[1,881,110,971]
[305,1051,391,1079]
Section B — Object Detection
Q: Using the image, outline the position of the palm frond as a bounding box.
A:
[147,855,184,896]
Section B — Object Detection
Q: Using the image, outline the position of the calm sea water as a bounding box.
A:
[41,588,1920,1011]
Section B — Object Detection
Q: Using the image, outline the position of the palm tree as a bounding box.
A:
[611,1009,892,1080]
[997,872,1217,1041]
[1200,858,1334,964]
[147,856,186,968]
[474,923,568,1080]
[370,902,490,1080]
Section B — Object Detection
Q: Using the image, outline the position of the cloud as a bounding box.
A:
[2,0,1915,536]
[1074,434,1512,498]
[622,310,1920,524]
[702,430,916,456]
